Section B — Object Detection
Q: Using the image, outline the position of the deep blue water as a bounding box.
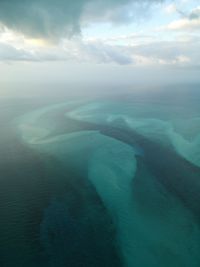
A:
[1,86,200,267]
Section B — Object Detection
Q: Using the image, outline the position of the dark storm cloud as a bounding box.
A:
[0,0,162,39]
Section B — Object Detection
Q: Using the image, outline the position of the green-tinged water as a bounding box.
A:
[1,88,200,266]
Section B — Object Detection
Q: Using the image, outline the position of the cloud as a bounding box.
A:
[159,6,200,31]
[70,40,133,64]
[189,6,200,20]
[1,32,199,69]
[163,3,177,14]
[0,0,162,40]
[0,43,31,61]
[1,11,199,69]
[165,18,200,31]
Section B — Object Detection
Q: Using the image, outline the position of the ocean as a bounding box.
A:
[0,85,200,267]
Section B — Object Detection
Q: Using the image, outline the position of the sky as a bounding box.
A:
[0,0,200,96]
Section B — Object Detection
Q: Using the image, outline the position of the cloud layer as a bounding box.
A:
[0,0,199,71]
[1,33,199,69]
[0,0,161,39]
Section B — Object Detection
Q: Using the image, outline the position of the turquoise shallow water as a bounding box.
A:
[1,88,200,267]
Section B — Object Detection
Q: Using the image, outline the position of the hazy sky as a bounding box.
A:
[0,0,200,95]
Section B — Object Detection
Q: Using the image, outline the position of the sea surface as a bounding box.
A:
[1,86,200,267]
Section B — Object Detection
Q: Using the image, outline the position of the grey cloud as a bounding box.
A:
[0,43,31,61]
[0,0,162,40]
[79,41,133,64]
[72,36,200,66]
[1,35,199,68]
[189,7,200,20]
[176,6,200,20]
